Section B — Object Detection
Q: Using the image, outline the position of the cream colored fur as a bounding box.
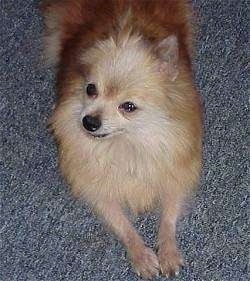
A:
[51,33,200,213]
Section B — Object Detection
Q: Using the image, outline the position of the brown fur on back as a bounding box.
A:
[42,0,194,90]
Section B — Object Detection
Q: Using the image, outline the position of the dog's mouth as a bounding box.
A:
[87,129,124,139]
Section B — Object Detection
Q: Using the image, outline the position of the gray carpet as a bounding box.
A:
[0,0,248,280]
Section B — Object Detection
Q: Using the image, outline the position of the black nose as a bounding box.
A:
[82,115,101,132]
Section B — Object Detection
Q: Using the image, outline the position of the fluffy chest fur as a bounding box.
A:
[52,90,200,213]
[52,98,162,209]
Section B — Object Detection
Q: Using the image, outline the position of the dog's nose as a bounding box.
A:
[82,115,101,132]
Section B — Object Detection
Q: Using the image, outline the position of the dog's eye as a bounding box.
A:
[86,83,98,98]
[119,101,137,112]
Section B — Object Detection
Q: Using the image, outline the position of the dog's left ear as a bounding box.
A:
[155,35,179,81]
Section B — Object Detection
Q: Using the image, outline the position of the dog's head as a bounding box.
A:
[78,33,180,140]
[51,37,180,147]
[42,2,182,147]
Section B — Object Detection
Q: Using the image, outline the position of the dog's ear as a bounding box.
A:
[155,35,179,81]
[40,0,83,65]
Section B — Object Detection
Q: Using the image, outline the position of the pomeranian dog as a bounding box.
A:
[41,0,202,279]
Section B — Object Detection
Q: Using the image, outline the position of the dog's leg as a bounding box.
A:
[157,196,184,277]
[96,200,159,279]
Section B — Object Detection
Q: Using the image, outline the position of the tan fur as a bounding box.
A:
[42,0,202,279]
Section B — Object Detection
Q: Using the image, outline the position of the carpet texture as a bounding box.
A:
[0,1,248,280]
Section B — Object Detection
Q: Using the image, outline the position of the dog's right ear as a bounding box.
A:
[40,0,84,65]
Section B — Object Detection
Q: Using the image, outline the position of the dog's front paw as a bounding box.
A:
[158,245,184,278]
[129,245,159,279]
